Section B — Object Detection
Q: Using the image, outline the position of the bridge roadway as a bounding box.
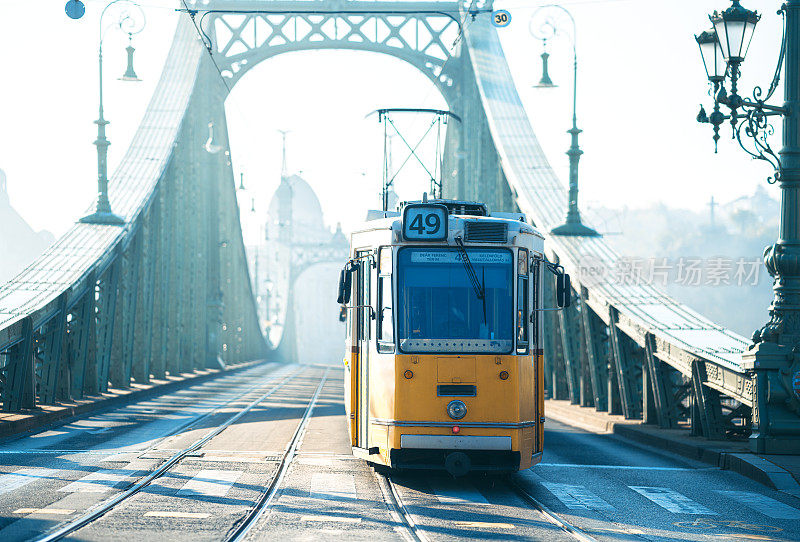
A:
[0,363,796,542]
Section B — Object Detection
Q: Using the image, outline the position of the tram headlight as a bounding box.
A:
[447,400,467,420]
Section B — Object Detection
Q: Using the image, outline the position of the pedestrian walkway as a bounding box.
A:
[0,361,263,441]
[545,399,800,500]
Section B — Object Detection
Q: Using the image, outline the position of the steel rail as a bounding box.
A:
[225,367,330,542]
[375,472,429,542]
[508,477,598,542]
[33,364,307,542]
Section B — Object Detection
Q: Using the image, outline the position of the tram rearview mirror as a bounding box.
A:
[556,273,571,308]
[337,268,352,305]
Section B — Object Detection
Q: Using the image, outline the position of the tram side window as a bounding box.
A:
[378,247,394,353]
[516,277,529,354]
[531,258,540,352]
[517,249,529,355]
[355,253,372,342]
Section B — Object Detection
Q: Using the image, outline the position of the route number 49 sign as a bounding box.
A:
[403,204,449,241]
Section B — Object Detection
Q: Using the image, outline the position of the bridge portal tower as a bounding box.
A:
[183,0,513,213]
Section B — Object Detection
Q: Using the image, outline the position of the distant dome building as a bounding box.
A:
[247,171,349,365]
[267,174,331,244]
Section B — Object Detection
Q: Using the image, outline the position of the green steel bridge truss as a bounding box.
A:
[0,0,793,450]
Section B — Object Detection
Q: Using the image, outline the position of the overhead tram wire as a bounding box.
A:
[368,109,457,207]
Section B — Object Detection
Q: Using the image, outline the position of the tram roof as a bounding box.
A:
[354,209,545,242]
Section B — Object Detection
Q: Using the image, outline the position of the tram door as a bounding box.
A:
[354,251,372,449]
[532,257,543,454]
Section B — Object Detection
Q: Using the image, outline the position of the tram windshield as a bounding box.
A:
[397,247,514,354]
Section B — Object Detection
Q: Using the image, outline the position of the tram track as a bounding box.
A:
[373,468,597,542]
[224,367,330,542]
[375,472,429,542]
[18,362,597,542]
[507,476,598,542]
[31,364,309,542]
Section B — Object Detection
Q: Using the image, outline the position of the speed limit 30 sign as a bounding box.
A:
[492,10,512,28]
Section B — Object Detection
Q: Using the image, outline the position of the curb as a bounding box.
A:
[545,399,800,500]
[0,360,272,441]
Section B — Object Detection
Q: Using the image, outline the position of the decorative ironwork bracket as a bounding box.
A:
[697,6,788,184]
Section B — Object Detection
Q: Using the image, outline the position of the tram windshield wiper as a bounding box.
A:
[454,236,483,300]
[454,236,487,323]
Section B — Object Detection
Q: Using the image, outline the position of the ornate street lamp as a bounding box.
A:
[695,28,727,150]
[711,0,760,63]
[530,5,599,237]
[119,33,142,82]
[535,40,557,88]
[79,0,146,225]
[695,1,800,454]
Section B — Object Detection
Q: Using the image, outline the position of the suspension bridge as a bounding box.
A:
[0,2,797,540]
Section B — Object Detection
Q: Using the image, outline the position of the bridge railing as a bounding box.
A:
[0,18,266,412]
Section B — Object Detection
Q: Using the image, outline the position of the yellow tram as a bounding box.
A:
[337,199,570,475]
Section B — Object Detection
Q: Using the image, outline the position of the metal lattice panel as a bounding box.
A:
[198,1,464,106]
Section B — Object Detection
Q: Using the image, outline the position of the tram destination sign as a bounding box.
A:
[403,204,448,241]
[410,250,511,264]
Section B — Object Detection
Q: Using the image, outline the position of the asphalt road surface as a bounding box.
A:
[0,362,797,541]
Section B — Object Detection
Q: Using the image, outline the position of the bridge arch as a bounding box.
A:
[203,9,463,107]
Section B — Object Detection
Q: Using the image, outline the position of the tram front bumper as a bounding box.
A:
[399,434,511,450]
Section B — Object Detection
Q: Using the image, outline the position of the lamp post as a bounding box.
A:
[696,0,800,453]
[530,5,599,237]
[80,0,145,225]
